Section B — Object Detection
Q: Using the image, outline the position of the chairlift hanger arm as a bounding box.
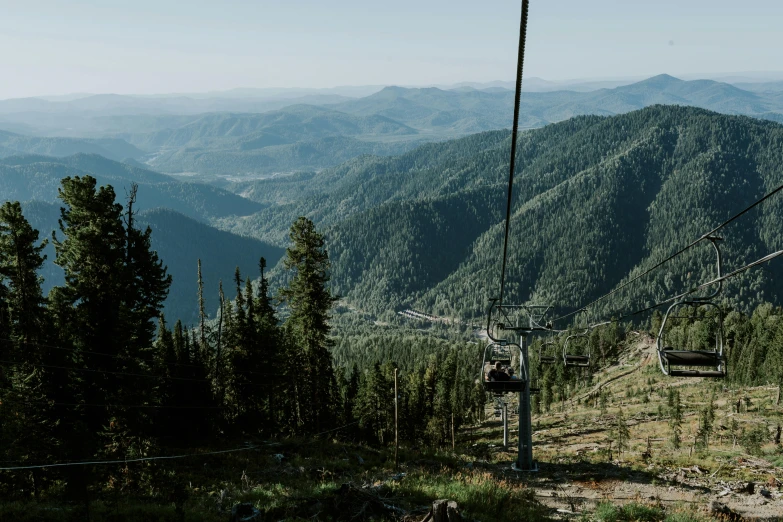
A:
[487,301,558,333]
[631,246,783,319]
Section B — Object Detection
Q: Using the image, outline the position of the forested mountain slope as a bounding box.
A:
[148,135,422,179]
[0,129,143,161]
[135,208,284,323]
[17,201,283,323]
[0,153,263,221]
[222,106,783,321]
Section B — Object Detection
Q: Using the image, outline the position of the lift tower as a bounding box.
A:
[485,300,553,472]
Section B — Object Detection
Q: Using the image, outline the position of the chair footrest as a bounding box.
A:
[484,381,525,392]
[669,370,725,378]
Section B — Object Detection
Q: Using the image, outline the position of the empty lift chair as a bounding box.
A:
[563,309,591,367]
[538,338,557,365]
[657,237,726,378]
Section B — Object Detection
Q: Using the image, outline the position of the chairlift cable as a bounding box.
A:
[0,359,278,386]
[498,0,530,306]
[588,247,783,325]
[0,337,272,378]
[0,421,360,471]
[553,179,783,323]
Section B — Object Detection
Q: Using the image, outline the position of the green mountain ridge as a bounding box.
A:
[0,129,144,161]
[0,153,263,221]
[220,106,783,322]
[132,105,417,150]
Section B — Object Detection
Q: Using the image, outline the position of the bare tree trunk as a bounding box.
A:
[394,368,399,470]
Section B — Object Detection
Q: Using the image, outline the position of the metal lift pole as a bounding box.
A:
[514,334,536,471]
[503,400,509,448]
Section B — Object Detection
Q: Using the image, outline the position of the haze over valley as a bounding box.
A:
[3,74,783,181]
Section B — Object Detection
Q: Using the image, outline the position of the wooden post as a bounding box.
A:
[451,412,455,451]
[216,282,225,404]
[394,368,399,470]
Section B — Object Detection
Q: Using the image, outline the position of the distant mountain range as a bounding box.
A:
[3,74,783,180]
[145,75,783,178]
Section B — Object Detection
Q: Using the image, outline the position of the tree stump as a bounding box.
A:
[426,499,461,522]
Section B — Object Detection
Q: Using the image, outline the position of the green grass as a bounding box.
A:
[594,502,664,522]
[592,501,715,522]
[388,470,550,522]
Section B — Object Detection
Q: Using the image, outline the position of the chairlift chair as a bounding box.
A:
[656,237,726,378]
[563,309,591,367]
[657,302,725,377]
[538,339,557,365]
[481,341,525,394]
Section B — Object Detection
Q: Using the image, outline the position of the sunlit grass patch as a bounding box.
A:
[388,470,549,521]
[592,501,716,522]
[594,501,665,521]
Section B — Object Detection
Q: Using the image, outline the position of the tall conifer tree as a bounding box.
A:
[50,176,170,463]
[279,217,338,433]
[0,201,54,495]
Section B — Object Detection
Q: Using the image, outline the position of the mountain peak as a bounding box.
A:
[372,86,410,98]
[638,74,684,86]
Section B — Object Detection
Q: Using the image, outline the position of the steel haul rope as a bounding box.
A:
[553,178,783,323]
[498,0,530,305]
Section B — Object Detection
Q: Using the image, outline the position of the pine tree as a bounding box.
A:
[613,407,630,457]
[197,259,209,357]
[49,176,170,472]
[0,201,48,343]
[696,393,715,451]
[254,258,281,432]
[154,315,176,438]
[279,217,338,433]
[669,390,683,449]
[0,201,55,496]
[354,363,394,444]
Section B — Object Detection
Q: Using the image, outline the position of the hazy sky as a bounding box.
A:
[1,0,782,99]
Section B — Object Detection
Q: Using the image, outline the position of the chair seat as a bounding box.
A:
[539,356,556,365]
[661,348,722,367]
[565,355,589,367]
